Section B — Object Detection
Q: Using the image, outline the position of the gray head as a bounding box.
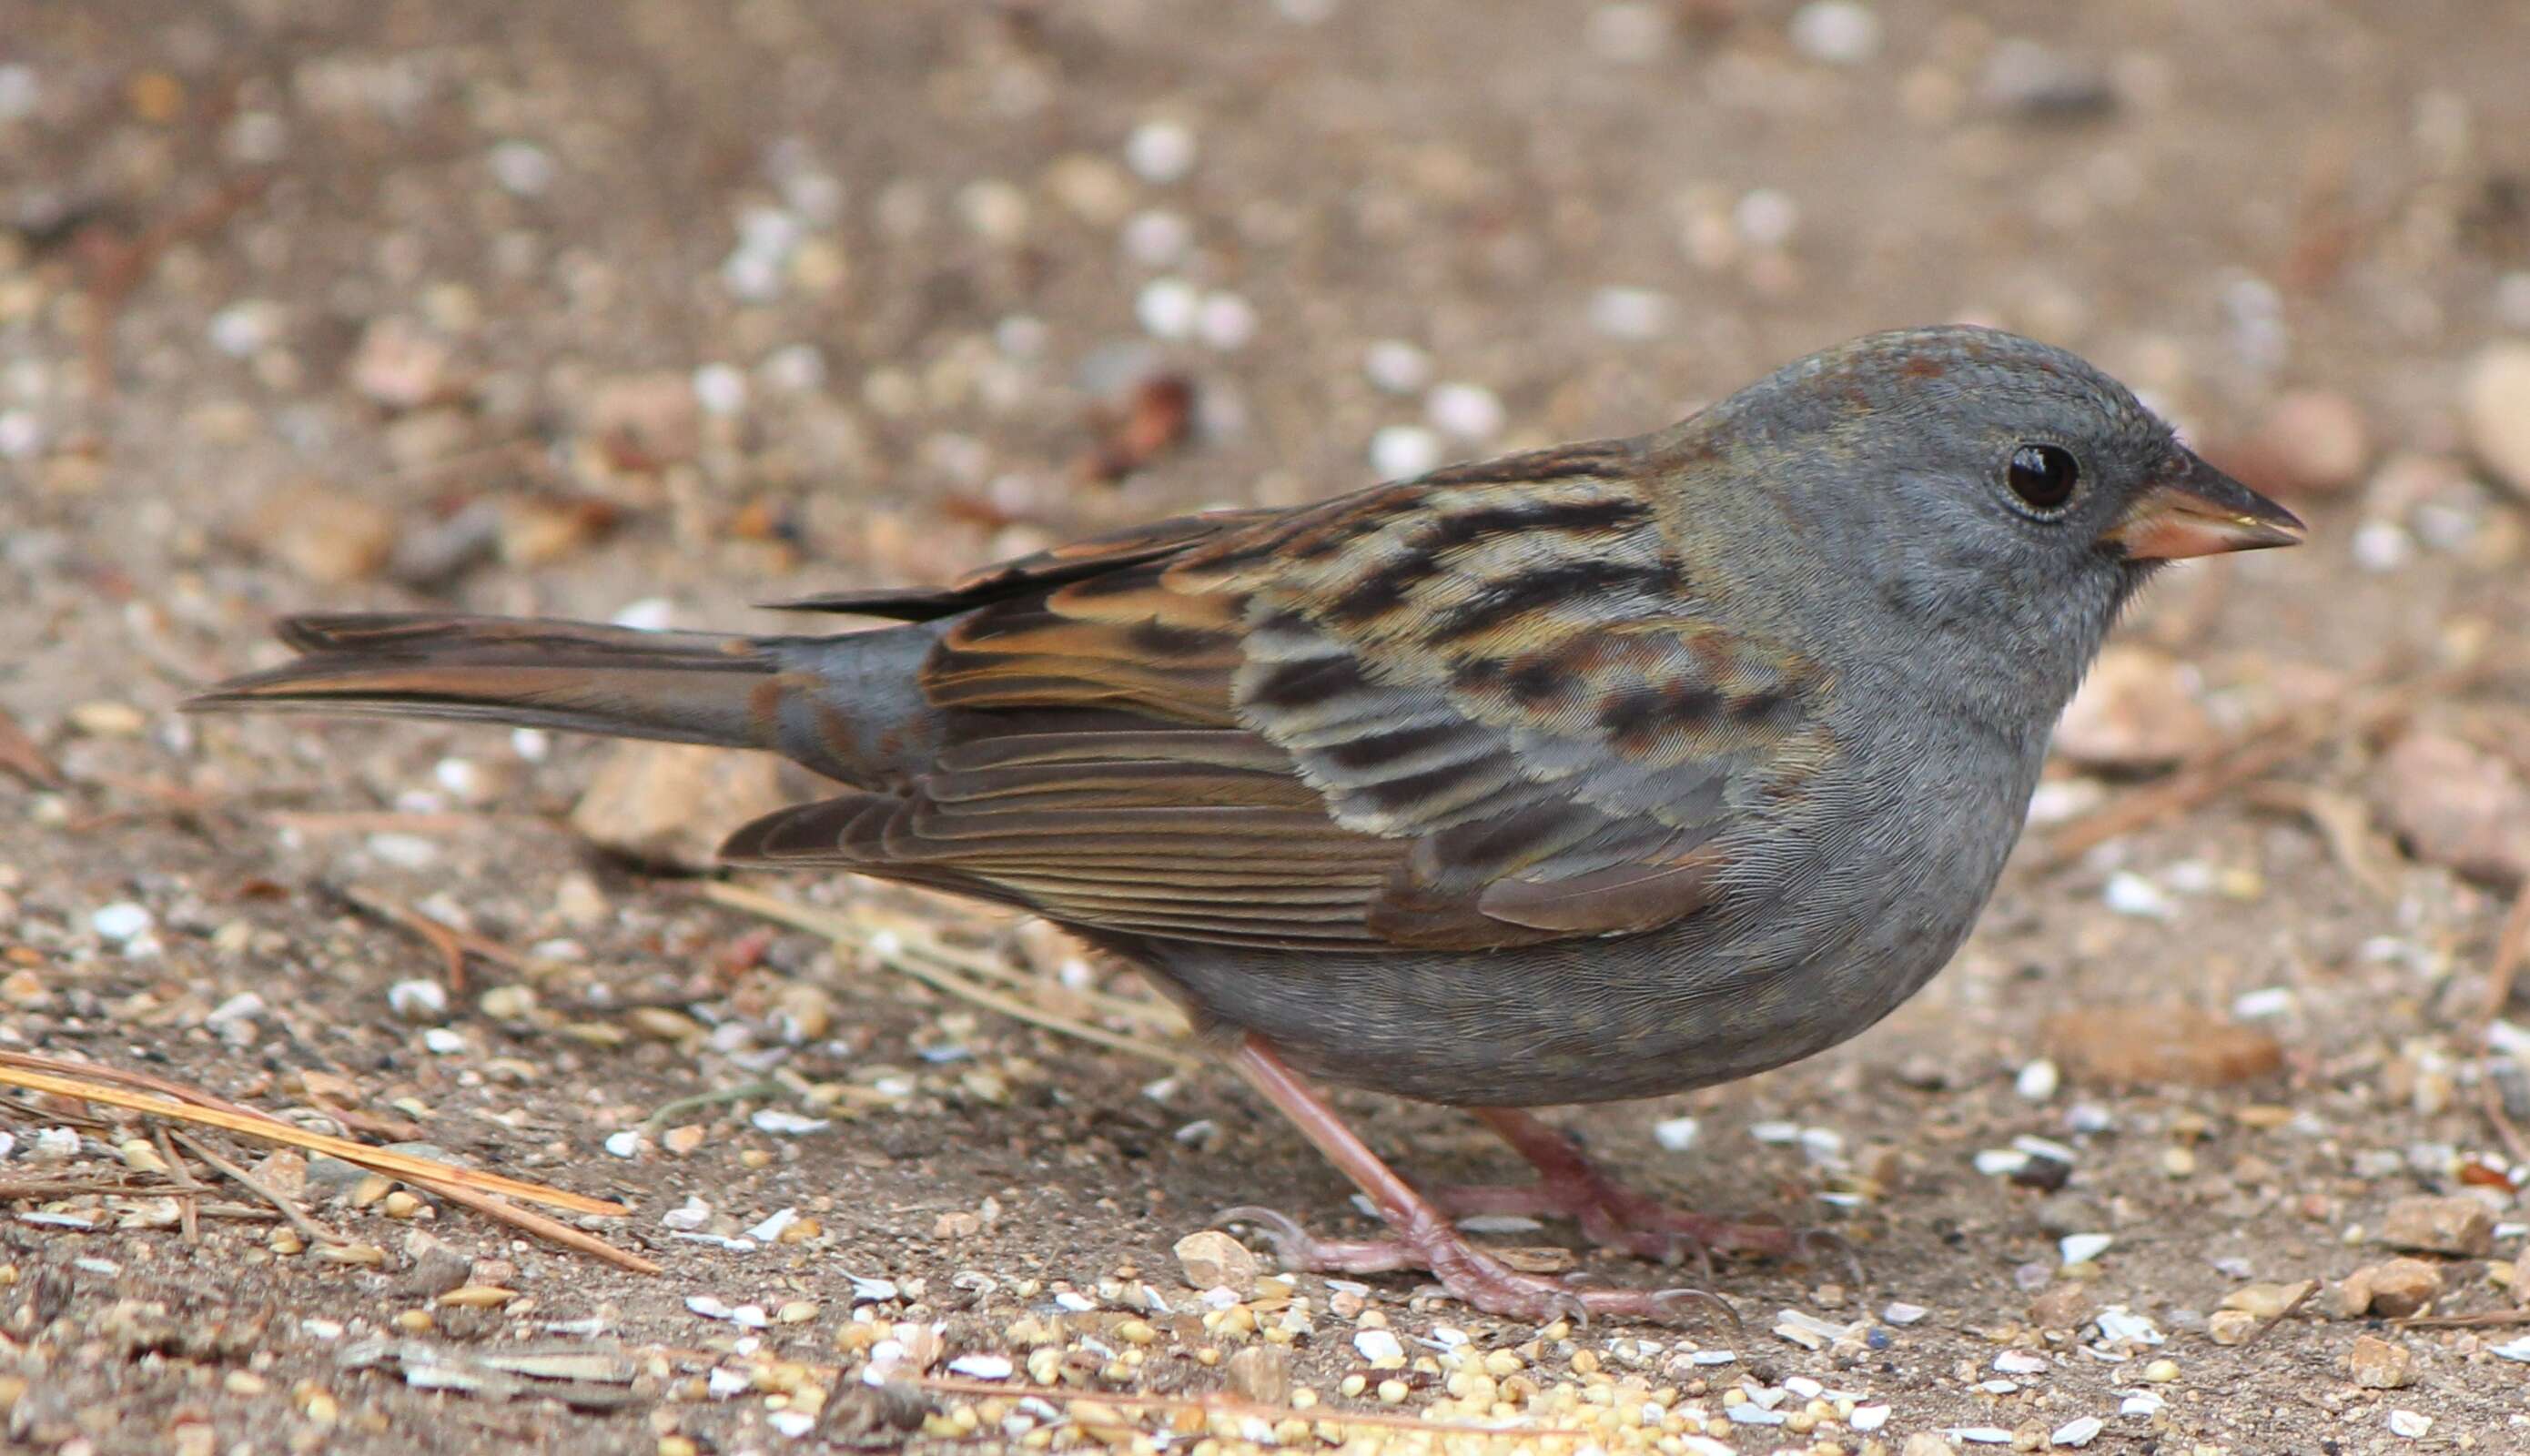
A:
[1666,325,2303,729]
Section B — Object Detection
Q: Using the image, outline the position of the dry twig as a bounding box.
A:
[702,882,1199,1070]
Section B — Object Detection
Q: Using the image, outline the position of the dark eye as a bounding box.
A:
[2006,443,2080,515]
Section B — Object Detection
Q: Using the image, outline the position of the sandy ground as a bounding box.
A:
[5,2,2530,1452]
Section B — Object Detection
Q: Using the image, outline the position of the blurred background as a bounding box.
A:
[5,2,2530,1450]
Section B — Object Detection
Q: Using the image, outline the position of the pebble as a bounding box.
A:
[2388,1409,2432,1439]
[1172,1229,1258,1295]
[2350,519,2414,572]
[1371,424,1444,479]
[1121,209,1191,266]
[2059,1232,2112,1267]
[1225,1344,1290,1404]
[250,481,398,585]
[1196,292,1257,351]
[1352,1329,1406,1367]
[1124,121,1198,184]
[568,743,791,872]
[1654,1115,1700,1151]
[90,902,153,943]
[2379,1194,2495,1256]
[586,372,701,469]
[2014,1058,2060,1100]
[2219,1279,2312,1320]
[1363,339,1432,395]
[1979,38,2117,120]
[1733,188,1800,249]
[1426,382,1504,441]
[2051,644,2211,767]
[2050,1415,2104,1447]
[1587,287,1672,339]
[386,980,448,1023]
[2040,1006,2282,1088]
[947,1353,1013,1380]
[2028,1283,2092,1331]
[2101,872,2177,920]
[2205,1309,2259,1345]
[1881,1300,1928,1325]
[2462,340,2530,495]
[1788,2,1881,66]
[488,140,555,196]
[2344,1259,2443,1319]
[1136,278,1201,340]
[2374,731,2530,887]
[2348,1333,2414,1389]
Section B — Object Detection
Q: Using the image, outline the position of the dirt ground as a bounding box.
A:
[5,2,2530,1452]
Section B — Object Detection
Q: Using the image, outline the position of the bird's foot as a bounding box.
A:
[1448,1107,1865,1286]
[1216,1203,1736,1330]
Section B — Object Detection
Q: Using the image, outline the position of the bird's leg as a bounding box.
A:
[1434,1107,1857,1281]
[1216,1036,1730,1327]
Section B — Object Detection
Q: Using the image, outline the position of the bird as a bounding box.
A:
[188,325,2304,1322]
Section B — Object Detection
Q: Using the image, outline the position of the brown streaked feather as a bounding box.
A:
[766,509,1278,620]
[722,441,1833,952]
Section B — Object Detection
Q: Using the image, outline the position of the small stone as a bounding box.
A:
[2027,1282,2092,1331]
[1979,38,2117,120]
[1124,120,1198,184]
[2363,1258,2444,1319]
[1420,381,1501,443]
[69,701,148,737]
[2388,1409,2432,1439]
[2040,1006,2283,1088]
[2139,1358,2181,1383]
[394,980,455,1021]
[349,316,462,410]
[1352,1328,1406,1368]
[585,372,701,470]
[249,481,397,585]
[2347,1333,2414,1389]
[1173,1228,1258,1295]
[568,743,791,872]
[2462,340,2530,496]
[1225,1344,1291,1405]
[2052,644,2212,768]
[1788,1,1882,65]
[2059,1232,2112,1267]
[1587,287,1672,340]
[2380,1195,2494,1256]
[2205,1309,2259,1346]
[90,902,154,943]
[1903,1434,1959,1456]
[2050,1415,2104,1448]
[1370,425,1443,480]
[1362,340,1432,395]
[2375,731,2530,888]
[2220,1280,2312,1320]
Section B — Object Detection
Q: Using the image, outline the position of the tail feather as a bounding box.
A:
[187,612,783,751]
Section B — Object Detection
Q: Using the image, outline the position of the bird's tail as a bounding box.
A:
[185,612,794,748]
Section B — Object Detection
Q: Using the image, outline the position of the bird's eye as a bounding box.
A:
[2005,443,2080,515]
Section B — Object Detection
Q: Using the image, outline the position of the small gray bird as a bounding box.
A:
[191,326,2303,1320]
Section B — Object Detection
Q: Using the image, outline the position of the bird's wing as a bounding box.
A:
[724,442,1837,950]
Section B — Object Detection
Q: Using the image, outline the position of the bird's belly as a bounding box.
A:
[1141,769,2028,1107]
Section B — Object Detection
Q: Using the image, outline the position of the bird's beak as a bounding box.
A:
[2098,450,2307,560]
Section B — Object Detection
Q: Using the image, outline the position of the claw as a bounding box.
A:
[1648,1286,1745,1340]
[1214,1205,1312,1267]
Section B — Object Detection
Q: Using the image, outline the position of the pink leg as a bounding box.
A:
[1440,1107,1858,1282]
[1216,1036,1731,1327]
